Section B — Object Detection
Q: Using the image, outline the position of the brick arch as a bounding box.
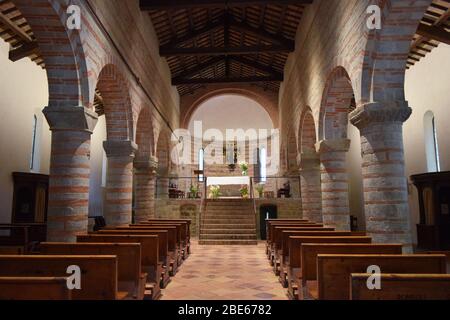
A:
[286,126,298,172]
[299,107,317,154]
[135,107,155,162]
[367,0,432,102]
[156,130,171,173]
[319,67,355,141]
[96,64,134,141]
[13,0,89,107]
[180,85,279,129]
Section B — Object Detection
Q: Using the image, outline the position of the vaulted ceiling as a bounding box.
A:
[141,0,313,96]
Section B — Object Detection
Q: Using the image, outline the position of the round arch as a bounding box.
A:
[180,86,279,129]
[135,106,155,163]
[298,107,317,155]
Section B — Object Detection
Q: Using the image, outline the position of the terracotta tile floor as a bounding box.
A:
[161,240,288,300]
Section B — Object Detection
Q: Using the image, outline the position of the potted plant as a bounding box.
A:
[209,185,221,199]
[239,185,249,199]
[255,184,265,198]
[189,184,199,199]
[239,161,249,176]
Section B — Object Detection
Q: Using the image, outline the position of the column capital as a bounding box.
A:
[134,156,159,174]
[349,100,412,129]
[103,140,138,158]
[43,106,98,133]
[298,152,320,170]
[316,139,351,154]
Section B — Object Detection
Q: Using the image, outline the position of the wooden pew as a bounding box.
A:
[0,277,71,300]
[95,229,171,288]
[427,251,450,272]
[287,236,372,299]
[267,223,323,260]
[0,255,119,300]
[147,219,192,252]
[138,222,187,261]
[296,243,403,300]
[350,274,450,300]
[77,234,161,300]
[124,225,180,274]
[316,254,446,300]
[40,242,146,300]
[277,231,361,285]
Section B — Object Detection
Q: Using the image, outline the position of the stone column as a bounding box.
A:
[43,106,98,242]
[350,101,413,252]
[103,140,138,226]
[134,157,158,223]
[316,139,351,231]
[299,152,322,223]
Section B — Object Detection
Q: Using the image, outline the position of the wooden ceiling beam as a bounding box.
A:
[140,0,313,10]
[172,56,224,83]
[229,55,282,77]
[229,18,295,49]
[173,75,283,85]
[9,41,39,62]
[416,23,450,45]
[161,45,291,56]
[161,17,225,50]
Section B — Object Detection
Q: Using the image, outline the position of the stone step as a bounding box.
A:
[199,239,258,245]
[202,218,255,224]
[202,224,255,229]
[200,234,257,240]
[203,214,255,219]
[200,228,256,235]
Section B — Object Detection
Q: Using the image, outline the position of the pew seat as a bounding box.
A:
[350,273,450,300]
[0,277,71,300]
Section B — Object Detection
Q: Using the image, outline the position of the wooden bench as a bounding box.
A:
[147,219,191,250]
[0,277,71,300]
[77,234,161,300]
[427,251,450,272]
[147,221,190,255]
[295,243,403,300]
[350,273,450,300]
[287,236,372,299]
[277,231,361,285]
[40,242,146,300]
[0,255,119,300]
[126,225,181,273]
[95,229,171,288]
[316,254,447,300]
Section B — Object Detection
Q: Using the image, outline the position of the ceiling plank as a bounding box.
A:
[172,56,225,82]
[161,45,292,56]
[173,75,283,85]
[229,55,282,77]
[140,0,313,10]
[416,23,450,45]
[0,11,32,43]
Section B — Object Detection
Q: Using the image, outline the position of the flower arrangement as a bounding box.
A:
[209,185,221,199]
[255,184,265,198]
[239,161,249,176]
[239,185,249,198]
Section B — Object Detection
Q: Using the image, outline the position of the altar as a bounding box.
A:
[206,176,251,197]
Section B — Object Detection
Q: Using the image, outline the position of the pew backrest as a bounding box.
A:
[289,236,372,268]
[317,254,447,300]
[0,277,71,300]
[0,255,118,300]
[301,244,403,281]
[350,273,450,300]
[77,235,158,270]
[269,223,323,242]
[40,242,141,283]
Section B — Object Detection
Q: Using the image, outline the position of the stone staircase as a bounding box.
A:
[199,199,257,245]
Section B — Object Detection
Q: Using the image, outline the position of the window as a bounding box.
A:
[260,147,267,182]
[424,111,441,172]
[198,148,205,182]
[30,115,38,171]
